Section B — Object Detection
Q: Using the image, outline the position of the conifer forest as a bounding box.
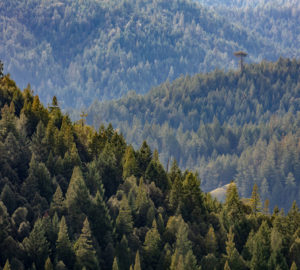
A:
[1,0,300,269]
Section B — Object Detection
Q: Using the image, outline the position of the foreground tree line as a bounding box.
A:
[0,70,300,270]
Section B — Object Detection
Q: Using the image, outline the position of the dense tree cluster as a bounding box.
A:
[1,64,300,270]
[200,0,300,58]
[88,58,300,210]
[0,0,290,108]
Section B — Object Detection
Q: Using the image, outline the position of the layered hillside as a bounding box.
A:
[0,0,282,108]
[87,58,300,210]
[0,67,300,270]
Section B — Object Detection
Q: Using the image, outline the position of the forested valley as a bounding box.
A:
[0,0,297,108]
[0,65,300,270]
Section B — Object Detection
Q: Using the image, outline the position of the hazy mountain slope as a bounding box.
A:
[0,0,280,108]
[198,0,300,57]
[87,58,300,210]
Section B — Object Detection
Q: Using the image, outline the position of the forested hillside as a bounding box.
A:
[198,0,300,57]
[0,0,288,108]
[1,65,300,270]
[88,58,300,210]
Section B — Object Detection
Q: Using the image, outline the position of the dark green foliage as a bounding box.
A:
[116,235,131,270]
[143,220,162,268]
[137,141,152,177]
[22,218,49,269]
[224,228,247,270]
[116,195,133,238]
[123,145,139,179]
[56,216,75,269]
[74,218,99,270]
[250,184,262,216]
[50,185,65,217]
[0,72,300,270]
[181,172,204,221]
[145,153,170,192]
[88,190,113,249]
[65,166,91,233]
[22,156,53,203]
[170,216,198,270]
[0,184,16,215]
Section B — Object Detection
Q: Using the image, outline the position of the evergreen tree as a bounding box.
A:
[85,160,104,196]
[169,175,183,212]
[290,262,297,270]
[65,166,91,233]
[116,195,133,237]
[250,221,271,270]
[224,227,247,270]
[44,257,53,270]
[56,216,75,269]
[224,260,231,270]
[0,104,17,140]
[56,261,67,270]
[250,183,262,216]
[0,184,16,214]
[205,225,217,254]
[22,155,53,202]
[116,235,131,270]
[22,218,49,269]
[143,220,162,268]
[112,257,120,270]
[137,141,152,177]
[133,251,142,270]
[30,121,48,163]
[170,216,198,270]
[289,236,300,269]
[123,145,138,179]
[88,190,113,248]
[268,227,288,270]
[169,159,182,183]
[3,259,11,270]
[222,182,244,230]
[50,185,65,217]
[145,156,170,192]
[181,172,204,221]
[74,218,99,270]
[97,143,120,198]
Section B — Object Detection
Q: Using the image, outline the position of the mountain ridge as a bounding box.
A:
[0,0,284,108]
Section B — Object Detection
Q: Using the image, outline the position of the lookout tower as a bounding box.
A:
[234,51,248,72]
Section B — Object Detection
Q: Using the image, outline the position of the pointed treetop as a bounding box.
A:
[290,261,297,270]
[112,257,120,270]
[224,260,231,270]
[3,259,11,270]
[133,251,142,270]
